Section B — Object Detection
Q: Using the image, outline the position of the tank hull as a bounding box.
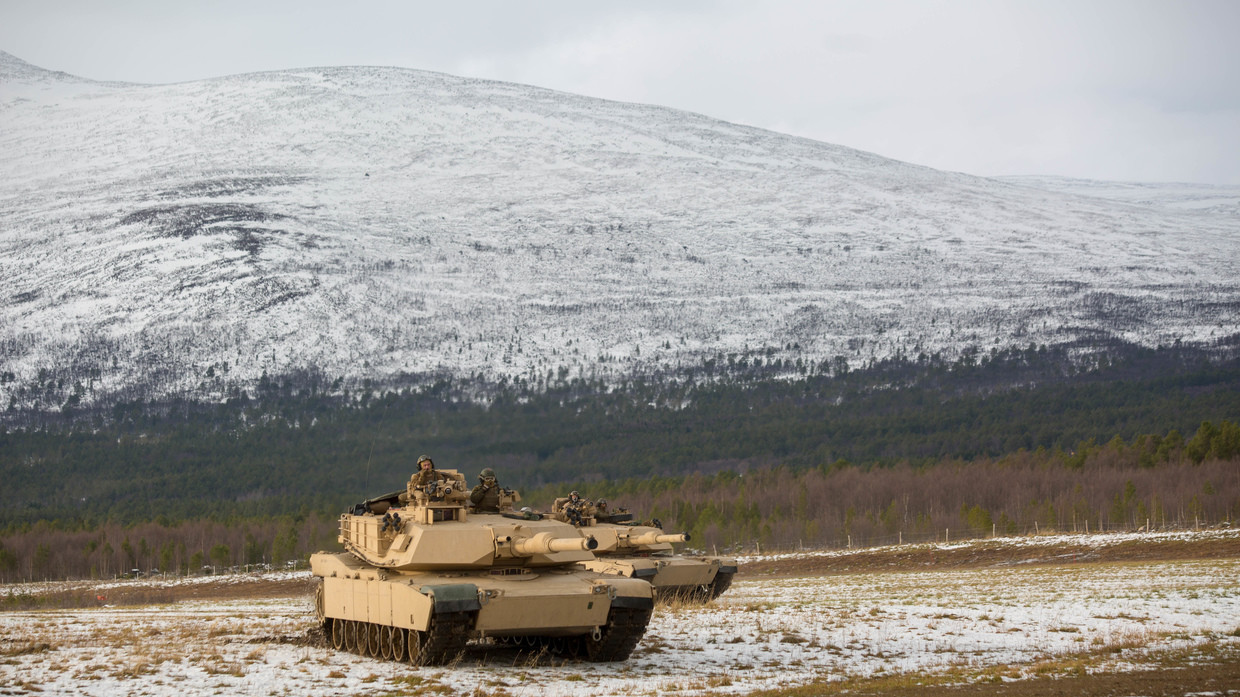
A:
[312,550,653,663]
[314,551,650,632]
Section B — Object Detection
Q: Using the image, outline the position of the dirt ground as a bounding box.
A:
[896,662,1240,697]
[777,643,1240,697]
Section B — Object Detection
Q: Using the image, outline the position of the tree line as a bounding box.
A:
[0,513,337,584]
[524,422,1240,552]
[1,422,1236,583]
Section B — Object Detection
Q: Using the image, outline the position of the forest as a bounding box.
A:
[1,337,1237,583]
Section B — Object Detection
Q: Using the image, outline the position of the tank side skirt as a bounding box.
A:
[322,575,435,631]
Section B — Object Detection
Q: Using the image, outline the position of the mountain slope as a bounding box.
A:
[1,50,1237,407]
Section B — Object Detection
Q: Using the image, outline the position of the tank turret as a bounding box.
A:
[311,468,652,665]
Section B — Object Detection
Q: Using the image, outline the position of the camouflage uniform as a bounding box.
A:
[411,468,445,488]
[561,491,589,526]
[470,467,502,512]
[410,455,446,489]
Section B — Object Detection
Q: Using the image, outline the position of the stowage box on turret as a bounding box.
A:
[311,469,653,665]
[551,494,738,601]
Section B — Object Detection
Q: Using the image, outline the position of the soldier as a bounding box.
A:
[410,455,444,488]
[562,490,590,526]
[469,467,503,512]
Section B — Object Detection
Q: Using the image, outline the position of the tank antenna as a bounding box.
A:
[363,391,392,495]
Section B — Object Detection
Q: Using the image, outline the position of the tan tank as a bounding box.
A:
[311,468,653,665]
[551,494,738,601]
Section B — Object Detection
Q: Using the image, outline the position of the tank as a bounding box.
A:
[550,494,739,602]
[311,469,654,665]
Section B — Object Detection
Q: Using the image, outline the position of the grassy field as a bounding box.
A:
[2,530,1237,696]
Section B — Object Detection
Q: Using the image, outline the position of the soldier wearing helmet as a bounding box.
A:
[558,490,591,526]
[410,455,446,488]
[469,467,503,512]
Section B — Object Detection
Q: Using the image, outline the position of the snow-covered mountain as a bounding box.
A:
[1,50,1238,407]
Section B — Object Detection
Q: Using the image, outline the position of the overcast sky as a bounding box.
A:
[3,0,1238,184]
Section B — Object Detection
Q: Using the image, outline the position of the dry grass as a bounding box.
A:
[0,641,54,656]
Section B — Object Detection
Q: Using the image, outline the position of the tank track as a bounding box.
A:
[326,605,654,664]
[707,570,735,600]
[548,606,653,662]
[410,611,472,665]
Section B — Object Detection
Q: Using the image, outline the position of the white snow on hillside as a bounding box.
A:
[1001,175,1240,215]
[1,50,1238,405]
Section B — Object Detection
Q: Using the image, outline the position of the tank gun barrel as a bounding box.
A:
[625,531,689,546]
[510,532,599,556]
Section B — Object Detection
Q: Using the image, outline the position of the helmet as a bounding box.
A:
[417,455,433,468]
[479,467,496,481]
[569,490,580,499]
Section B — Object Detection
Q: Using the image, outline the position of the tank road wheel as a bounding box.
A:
[405,628,425,665]
[331,618,346,651]
[546,635,580,659]
[343,620,357,653]
[367,623,382,657]
[389,626,407,662]
[407,612,472,666]
[379,626,394,660]
[707,570,735,600]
